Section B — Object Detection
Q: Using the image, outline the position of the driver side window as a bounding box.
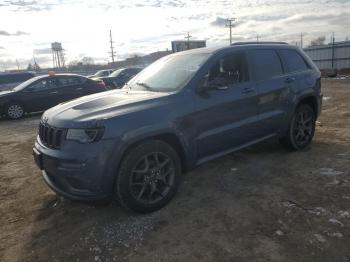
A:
[28,78,57,91]
[207,51,249,88]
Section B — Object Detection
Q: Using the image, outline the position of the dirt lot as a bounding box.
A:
[0,79,349,262]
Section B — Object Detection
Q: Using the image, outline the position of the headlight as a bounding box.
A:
[66,128,104,143]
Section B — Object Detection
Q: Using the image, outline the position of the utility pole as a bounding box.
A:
[331,32,335,69]
[226,18,236,45]
[256,34,260,42]
[185,32,192,50]
[16,59,20,70]
[109,29,116,65]
[300,32,304,48]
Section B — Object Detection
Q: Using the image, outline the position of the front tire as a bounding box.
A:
[115,140,181,213]
[281,104,316,150]
[5,103,24,120]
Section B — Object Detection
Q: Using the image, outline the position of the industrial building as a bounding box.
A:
[171,40,206,52]
[303,40,350,70]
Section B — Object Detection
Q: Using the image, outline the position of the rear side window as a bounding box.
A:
[279,49,309,73]
[249,49,283,81]
[57,76,86,87]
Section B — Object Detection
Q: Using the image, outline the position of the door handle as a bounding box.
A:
[50,91,58,94]
[76,87,83,90]
[285,77,295,83]
[242,87,255,94]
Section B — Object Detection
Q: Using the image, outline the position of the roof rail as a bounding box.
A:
[231,41,288,45]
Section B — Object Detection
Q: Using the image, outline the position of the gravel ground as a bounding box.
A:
[0,79,349,262]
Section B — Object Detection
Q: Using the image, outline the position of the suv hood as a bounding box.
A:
[43,89,170,127]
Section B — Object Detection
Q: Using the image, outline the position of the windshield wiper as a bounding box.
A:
[136,82,152,89]
[124,82,131,90]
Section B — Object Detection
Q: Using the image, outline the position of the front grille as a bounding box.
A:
[39,123,65,149]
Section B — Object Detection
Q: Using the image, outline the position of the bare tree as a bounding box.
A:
[81,57,94,65]
[310,36,326,46]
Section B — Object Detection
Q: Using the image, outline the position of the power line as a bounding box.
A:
[226,18,236,45]
[109,29,116,65]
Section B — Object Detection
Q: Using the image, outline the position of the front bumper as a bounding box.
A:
[33,137,122,201]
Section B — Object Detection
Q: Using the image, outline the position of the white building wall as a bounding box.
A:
[304,41,350,70]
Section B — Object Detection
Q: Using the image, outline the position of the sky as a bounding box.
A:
[0,0,350,70]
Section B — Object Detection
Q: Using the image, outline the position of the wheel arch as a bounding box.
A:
[296,95,318,117]
[119,132,190,174]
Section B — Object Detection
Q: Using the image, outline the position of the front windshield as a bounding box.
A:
[13,76,41,91]
[127,53,209,92]
[109,68,124,77]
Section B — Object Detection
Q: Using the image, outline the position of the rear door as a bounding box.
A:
[56,76,88,102]
[277,49,313,95]
[193,50,260,161]
[247,49,288,136]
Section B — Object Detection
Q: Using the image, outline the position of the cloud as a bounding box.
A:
[0,30,29,36]
[1,0,59,12]
[33,47,52,55]
[211,17,227,27]
[211,17,245,28]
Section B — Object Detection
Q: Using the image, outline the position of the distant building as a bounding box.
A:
[171,40,206,53]
[108,50,172,68]
[304,40,350,70]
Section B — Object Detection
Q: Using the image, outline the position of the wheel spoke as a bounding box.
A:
[157,168,174,183]
[133,155,150,173]
[137,183,148,199]
[159,158,170,168]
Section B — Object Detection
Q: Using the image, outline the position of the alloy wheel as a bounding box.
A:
[129,152,175,205]
[293,108,314,146]
[7,104,24,119]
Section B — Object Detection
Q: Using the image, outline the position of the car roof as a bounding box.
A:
[172,42,298,56]
[37,73,86,78]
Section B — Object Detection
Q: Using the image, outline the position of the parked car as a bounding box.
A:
[0,73,107,119]
[98,67,143,89]
[33,42,322,213]
[87,69,114,78]
[0,71,36,91]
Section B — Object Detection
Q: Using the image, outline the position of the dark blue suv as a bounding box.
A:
[33,42,322,213]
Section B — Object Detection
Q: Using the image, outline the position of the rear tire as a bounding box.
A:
[5,103,24,120]
[280,104,316,150]
[114,140,181,213]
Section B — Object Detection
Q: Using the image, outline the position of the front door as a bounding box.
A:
[22,77,60,112]
[193,51,259,162]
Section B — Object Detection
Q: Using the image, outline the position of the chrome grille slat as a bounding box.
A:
[38,123,65,149]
